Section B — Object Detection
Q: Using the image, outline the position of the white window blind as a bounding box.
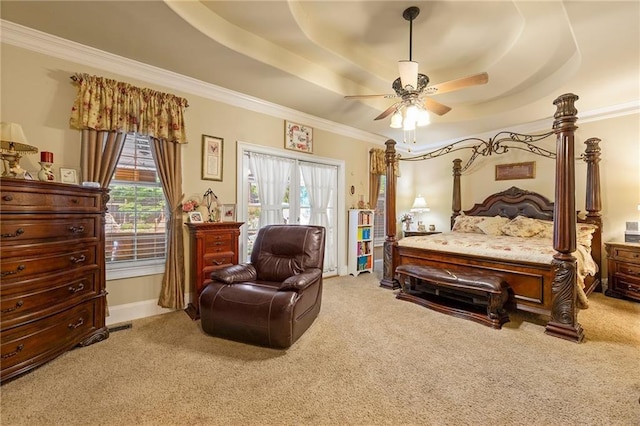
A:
[106,134,167,270]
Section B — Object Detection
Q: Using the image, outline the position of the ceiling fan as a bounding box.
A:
[345,6,489,126]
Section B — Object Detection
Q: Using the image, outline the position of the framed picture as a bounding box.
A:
[188,211,204,223]
[202,135,223,181]
[60,167,79,184]
[495,161,536,181]
[285,121,313,153]
[221,204,236,222]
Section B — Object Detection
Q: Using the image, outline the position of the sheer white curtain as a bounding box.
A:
[249,152,293,227]
[300,161,337,272]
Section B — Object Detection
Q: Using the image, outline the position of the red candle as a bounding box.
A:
[41,151,53,163]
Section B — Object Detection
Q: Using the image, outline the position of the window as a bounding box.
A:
[374,175,386,245]
[106,133,167,279]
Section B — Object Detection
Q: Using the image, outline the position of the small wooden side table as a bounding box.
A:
[604,241,640,302]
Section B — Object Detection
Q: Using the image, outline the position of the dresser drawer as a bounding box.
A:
[0,185,102,213]
[612,247,640,263]
[0,244,98,283]
[1,301,98,377]
[0,215,99,246]
[1,271,99,329]
[204,232,233,250]
[614,261,640,278]
[611,274,640,296]
[202,253,234,276]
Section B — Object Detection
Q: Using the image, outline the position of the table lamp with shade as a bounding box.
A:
[410,194,430,231]
[1,122,38,178]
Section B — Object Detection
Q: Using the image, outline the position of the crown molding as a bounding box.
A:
[0,19,387,145]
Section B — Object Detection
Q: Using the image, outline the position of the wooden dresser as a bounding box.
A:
[605,242,640,302]
[184,221,243,319]
[0,179,109,383]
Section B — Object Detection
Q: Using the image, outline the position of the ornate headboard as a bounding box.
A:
[463,186,554,220]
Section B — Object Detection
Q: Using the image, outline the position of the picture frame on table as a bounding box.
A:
[221,204,236,222]
[202,135,223,181]
[188,211,204,223]
[60,167,79,184]
[284,121,313,153]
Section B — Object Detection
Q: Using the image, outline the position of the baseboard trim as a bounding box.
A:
[106,295,189,326]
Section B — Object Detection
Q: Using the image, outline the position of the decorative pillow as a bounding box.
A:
[477,216,510,236]
[534,219,554,239]
[451,215,486,234]
[500,216,546,238]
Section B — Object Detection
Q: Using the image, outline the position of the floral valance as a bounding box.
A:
[69,73,189,144]
[369,148,399,176]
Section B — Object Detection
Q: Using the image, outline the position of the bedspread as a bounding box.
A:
[398,232,597,308]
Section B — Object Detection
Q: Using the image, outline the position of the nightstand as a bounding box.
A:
[403,231,441,238]
[604,242,640,302]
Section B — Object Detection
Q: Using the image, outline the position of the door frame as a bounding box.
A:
[236,141,346,276]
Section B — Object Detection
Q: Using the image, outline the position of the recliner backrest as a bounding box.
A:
[251,225,326,282]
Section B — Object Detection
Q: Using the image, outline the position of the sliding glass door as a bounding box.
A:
[238,143,343,276]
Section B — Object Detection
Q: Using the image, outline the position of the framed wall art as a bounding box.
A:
[285,121,313,153]
[202,135,223,181]
[495,161,536,181]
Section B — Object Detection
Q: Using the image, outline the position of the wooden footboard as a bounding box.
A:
[395,246,555,315]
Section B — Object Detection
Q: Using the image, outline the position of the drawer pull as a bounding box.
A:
[1,344,24,359]
[212,260,223,265]
[1,300,24,313]
[71,198,80,204]
[70,255,87,264]
[1,264,25,277]
[69,225,86,234]
[1,228,24,238]
[214,242,224,246]
[68,283,85,293]
[68,318,84,329]
[2,195,14,202]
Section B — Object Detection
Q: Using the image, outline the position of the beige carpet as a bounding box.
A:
[2,272,639,425]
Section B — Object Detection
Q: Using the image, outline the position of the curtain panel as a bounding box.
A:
[69,73,189,144]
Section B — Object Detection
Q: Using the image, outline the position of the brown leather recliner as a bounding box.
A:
[199,224,326,349]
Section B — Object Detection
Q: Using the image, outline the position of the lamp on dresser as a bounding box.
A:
[0,122,38,178]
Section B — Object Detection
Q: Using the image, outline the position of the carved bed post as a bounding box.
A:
[583,137,603,290]
[451,159,462,229]
[545,93,584,342]
[380,139,400,289]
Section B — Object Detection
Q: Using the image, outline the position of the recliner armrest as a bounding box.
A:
[210,263,257,284]
[279,268,322,291]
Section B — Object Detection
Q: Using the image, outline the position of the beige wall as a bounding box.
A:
[0,44,379,309]
[2,42,638,311]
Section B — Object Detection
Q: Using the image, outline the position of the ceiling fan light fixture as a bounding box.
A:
[417,109,430,127]
[403,117,416,131]
[398,60,419,90]
[390,111,403,128]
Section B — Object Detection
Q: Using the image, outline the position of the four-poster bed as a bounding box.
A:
[380,93,603,342]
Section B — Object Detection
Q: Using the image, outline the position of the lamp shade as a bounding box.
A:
[410,195,430,213]
[398,60,419,90]
[0,122,37,154]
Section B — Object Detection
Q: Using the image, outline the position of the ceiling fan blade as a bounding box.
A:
[426,72,489,95]
[423,98,452,116]
[344,94,396,100]
[374,102,402,121]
